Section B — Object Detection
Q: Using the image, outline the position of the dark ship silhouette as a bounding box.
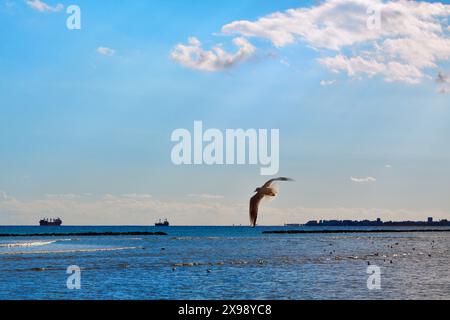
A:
[155,218,169,227]
[39,217,62,226]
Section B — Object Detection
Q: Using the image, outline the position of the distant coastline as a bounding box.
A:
[264,229,450,234]
[301,217,450,227]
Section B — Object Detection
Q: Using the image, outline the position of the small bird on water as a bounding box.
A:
[249,177,294,227]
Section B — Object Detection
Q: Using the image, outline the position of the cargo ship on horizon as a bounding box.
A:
[39,218,62,226]
[155,218,169,227]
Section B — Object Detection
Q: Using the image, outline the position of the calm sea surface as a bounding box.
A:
[0,226,449,300]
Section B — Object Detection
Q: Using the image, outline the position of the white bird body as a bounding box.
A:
[249,177,294,227]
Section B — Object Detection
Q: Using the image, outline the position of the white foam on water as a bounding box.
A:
[0,240,58,248]
[0,246,139,255]
[0,239,73,248]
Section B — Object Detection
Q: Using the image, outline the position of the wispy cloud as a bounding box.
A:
[171,37,255,72]
[0,190,12,201]
[0,192,240,225]
[436,70,450,93]
[121,193,152,199]
[44,193,81,200]
[96,46,116,56]
[320,79,337,86]
[350,176,377,183]
[0,191,444,225]
[187,193,224,200]
[26,0,63,13]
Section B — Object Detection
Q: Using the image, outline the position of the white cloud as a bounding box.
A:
[26,0,63,12]
[121,193,153,199]
[350,176,377,183]
[318,54,425,84]
[96,46,116,56]
[279,58,290,67]
[438,87,450,93]
[436,70,450,93]
[175,0,450,85]
[385,164,392,168]
[44,193,81,200]
[320,79,337,86]
[0,190,12,201]
[171,36,256,72]
[187,193,224,200]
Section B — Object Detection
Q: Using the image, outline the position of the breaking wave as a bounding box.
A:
[0,246,139,256]
[0,239,71,248]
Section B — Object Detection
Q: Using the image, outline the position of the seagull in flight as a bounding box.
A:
[249,177,294,227]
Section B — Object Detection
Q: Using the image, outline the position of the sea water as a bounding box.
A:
[0,226,449,300]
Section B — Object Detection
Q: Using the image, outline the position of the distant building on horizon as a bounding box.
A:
[303,217,450,227]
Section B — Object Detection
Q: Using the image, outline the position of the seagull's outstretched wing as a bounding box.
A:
[262,177,294,188]
[249,193,265,227]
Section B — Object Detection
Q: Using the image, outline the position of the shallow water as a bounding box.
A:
[0,226,449,300]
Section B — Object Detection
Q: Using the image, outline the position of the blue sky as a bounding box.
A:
[1,0,450,225]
